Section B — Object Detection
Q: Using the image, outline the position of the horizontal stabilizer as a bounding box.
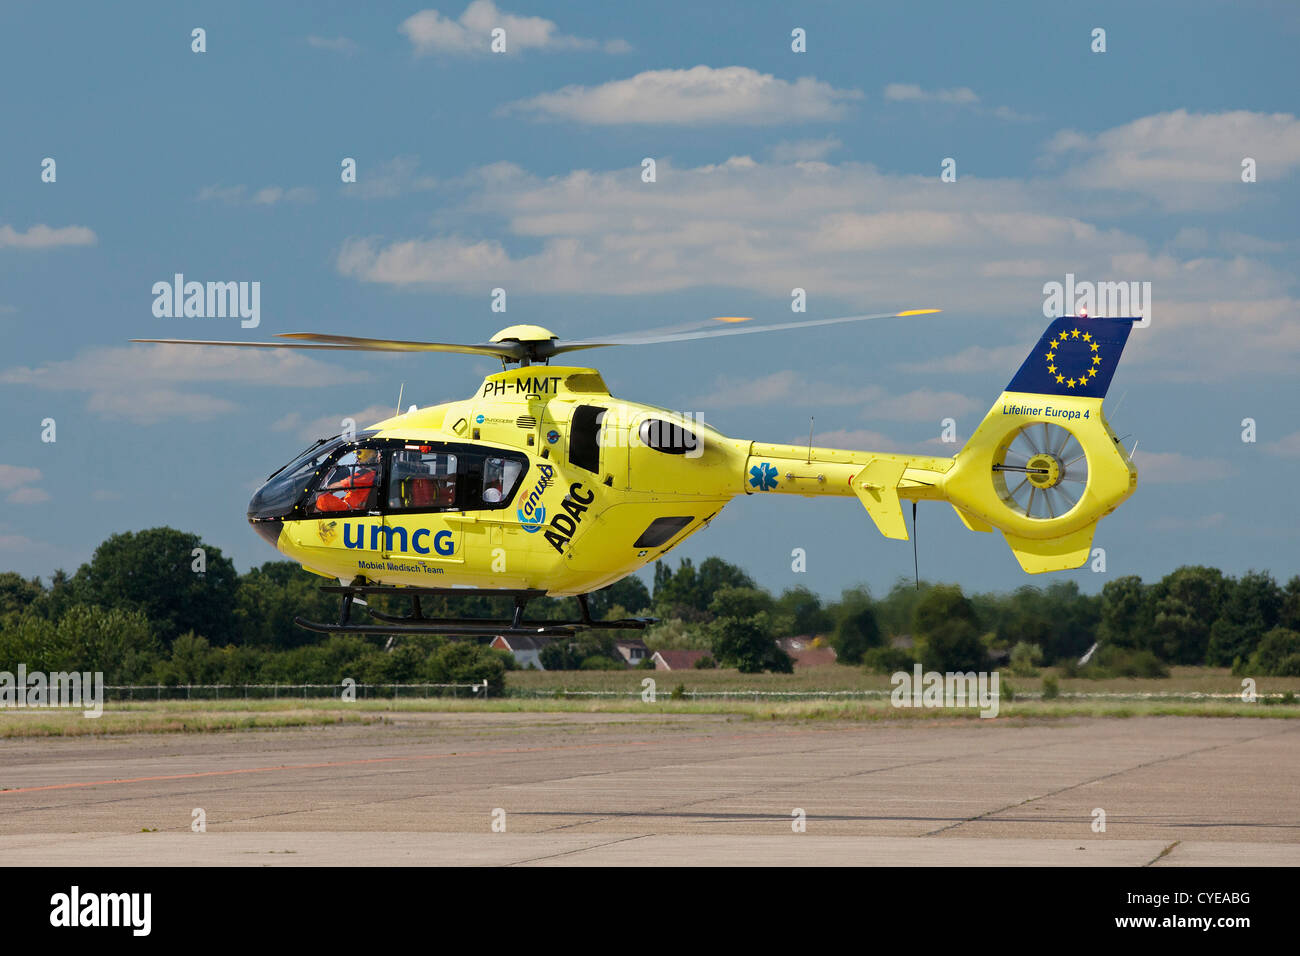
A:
[1003,521,1098,574]
[852,458,909,540]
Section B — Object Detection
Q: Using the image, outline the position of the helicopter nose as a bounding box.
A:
[248,517,284,550]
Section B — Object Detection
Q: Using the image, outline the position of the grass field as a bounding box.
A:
[1,665,1298,737]
[506,665,1300,698]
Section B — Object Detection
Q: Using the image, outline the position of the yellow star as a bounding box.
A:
[1070,328,1081,339]
[1046,351,1055,362]
[1092,355,1102,365]
[1067,378,1077,388]
[1055,374,1064,384]
[1088,367,1098,378]
[1047,364,1057,375]
[1082,332,1092,341]
[1089,342,1099,352]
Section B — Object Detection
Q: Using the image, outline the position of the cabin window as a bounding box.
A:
[569,405,605,473]
[479,456,524,506]
[638,418,698,455]
[387,450,458,511]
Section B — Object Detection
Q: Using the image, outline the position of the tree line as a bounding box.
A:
[1,527,1298,685]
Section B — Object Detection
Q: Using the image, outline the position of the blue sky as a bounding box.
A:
[1,0,1298,601]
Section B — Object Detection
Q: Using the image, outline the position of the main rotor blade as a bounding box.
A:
[131,338,357,350]
[547,308,940,355]
[130,336,521,360]
[276,333,523,360]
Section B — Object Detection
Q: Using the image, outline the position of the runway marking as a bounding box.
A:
[0,726,859,797]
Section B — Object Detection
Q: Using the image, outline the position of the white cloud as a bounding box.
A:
[503,66,862,125]
[767,138,842,162]
[336,111,1300,381]
[1131,450,1236,483]
[0,223,96,250]
[274,403,404,441]
[342,156,438,200]
[690,370,979,421]
[401,1,627,56]
[1045,110,1300,208]
[7,486,51,504]
[0,466,48,504]
[0,465,42,486]
[884,83,978,104]
[883,83,1033,121]
[198,184,316,205]
[901,343,1034,375]
[808,429,900,452]
[1262,430,1300,459]
[307,35,357,54]
[0,346,370,424]
[1147,512,1226,531]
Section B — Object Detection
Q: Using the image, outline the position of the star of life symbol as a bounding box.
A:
[749,462,779,491]
[1045,326,1103,390]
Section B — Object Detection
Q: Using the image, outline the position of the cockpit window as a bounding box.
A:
[388,450,458,511]
[248,436,346,519]
[308,448,382,515]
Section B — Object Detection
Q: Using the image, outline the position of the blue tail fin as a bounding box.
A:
[1006,316,1137,399]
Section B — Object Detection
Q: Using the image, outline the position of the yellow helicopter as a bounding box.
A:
[133,309,1139,636]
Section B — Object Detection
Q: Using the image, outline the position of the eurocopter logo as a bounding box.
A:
[151,273,261,328]
[517,463,554,532]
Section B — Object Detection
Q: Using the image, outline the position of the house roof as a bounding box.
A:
[491,635,554,652]
[652,649,709,670]
[776,636,838,669]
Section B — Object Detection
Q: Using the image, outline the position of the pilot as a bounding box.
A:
[314,448,379,512]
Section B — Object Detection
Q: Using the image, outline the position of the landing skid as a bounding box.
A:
[293,584,656,638]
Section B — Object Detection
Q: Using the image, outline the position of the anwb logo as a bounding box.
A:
[518,505,546,533]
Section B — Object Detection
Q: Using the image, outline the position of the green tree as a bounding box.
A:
[776,586,833,636]
[234,561,340,649]
[0,572,43,625]
[1206,570,1282,666]
[73,527,238,646]
[587,576,652,619]
[830,586,882,665]
[0,604,158,683]
[873,579,933,638]
[1245,627,1300,677]
[1097,575,1153,651]
[913,585,986,672]
[1148,566,1227,664]
[708,612,793,673]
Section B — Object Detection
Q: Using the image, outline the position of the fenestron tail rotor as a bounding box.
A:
[992,422,1089,520]
[130,309,941,366]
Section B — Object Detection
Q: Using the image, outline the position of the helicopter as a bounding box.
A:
[132,309,1139,637]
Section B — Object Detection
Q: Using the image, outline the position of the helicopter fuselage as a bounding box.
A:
[249,365,953,596]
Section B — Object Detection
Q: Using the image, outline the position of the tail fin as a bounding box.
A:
[941,316,1140,573]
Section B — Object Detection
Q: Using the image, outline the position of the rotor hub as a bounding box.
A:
[1025,452,1062,489]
